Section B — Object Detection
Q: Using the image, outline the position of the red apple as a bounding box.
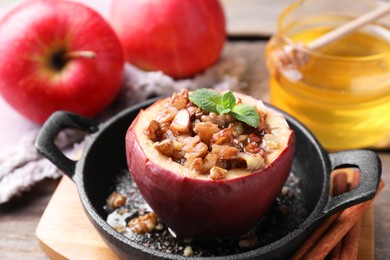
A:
[0,0,124,124]
[109,0,226,79]
[125,92,295,238]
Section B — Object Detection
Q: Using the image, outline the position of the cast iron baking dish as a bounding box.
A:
[35,98,381,259]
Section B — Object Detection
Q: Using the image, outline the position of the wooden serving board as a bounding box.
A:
[36,176,374,260]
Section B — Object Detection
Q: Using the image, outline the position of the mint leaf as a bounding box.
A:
[216,104,231,114]
[222,91,236,110]
[189,89,260,128]
[189,88,222,114]
[231,104,260,128]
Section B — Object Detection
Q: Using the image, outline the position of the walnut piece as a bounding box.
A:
[106,191,127,210]
[128,212,158,234]
[210,166,228,180]
[193,122,219,145]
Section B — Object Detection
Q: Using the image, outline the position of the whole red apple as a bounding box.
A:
[125,91,295,238]
[110,0,226,79]
[0,0,124,124]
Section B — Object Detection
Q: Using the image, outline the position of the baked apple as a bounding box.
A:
[125,89,295,238]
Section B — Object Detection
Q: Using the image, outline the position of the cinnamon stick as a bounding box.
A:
[341,219,362,260]
[328,169,359,259]
[340,170,362,260]
[291,213,341,260]
[302,179,384,259]
[327,241,342,260]
[291,170,348,260]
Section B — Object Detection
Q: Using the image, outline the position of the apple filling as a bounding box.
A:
[143,89,288,180]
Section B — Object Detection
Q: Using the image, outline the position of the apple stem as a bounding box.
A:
[64,50,96,60]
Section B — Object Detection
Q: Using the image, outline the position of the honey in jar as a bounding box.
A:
[266,0,390,150]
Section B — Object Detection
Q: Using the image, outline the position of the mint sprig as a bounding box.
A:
[189,89,260,128]
[188,88,221,114]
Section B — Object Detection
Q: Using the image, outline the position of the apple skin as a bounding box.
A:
[125,96,296,238]
[109,0,226,79]
[0,0,124,124]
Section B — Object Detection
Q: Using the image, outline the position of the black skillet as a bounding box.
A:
[35,98,381,259]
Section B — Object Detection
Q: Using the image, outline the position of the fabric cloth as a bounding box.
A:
[0,56,247,203]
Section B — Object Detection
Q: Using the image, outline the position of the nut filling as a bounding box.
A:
[144,90,278,180]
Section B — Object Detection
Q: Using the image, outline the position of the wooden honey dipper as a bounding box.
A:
[270,2,390,81]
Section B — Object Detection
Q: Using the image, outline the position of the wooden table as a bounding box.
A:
[0,41,389,259]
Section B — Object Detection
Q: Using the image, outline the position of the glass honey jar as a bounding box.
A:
[266,0,390,151]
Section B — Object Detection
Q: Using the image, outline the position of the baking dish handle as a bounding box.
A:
[35,111,99,179]
[323,150,382,216]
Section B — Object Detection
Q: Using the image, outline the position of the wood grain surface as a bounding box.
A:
[36,176,119,260]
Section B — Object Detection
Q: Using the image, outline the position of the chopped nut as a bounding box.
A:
[189,157,204,173]
[182,136,208,156]
[193,122,219,145]
[209,166,227,180]
[156,108,178,124]
[128,212,158,234]
[200,114,211,122]
[184,153,198,168]
[186,103,199,117]
[219,146,239,160]
[182,135,200,150]
[229,122,244,137]
[209,112,234,128]
[211,128,233,145]
[183,246,193,256]
[202,154,218,172]
[155,139,183,159]
[155,139,175,157]
[106,191,127,210]
[144,120,162,142]
[210,144,224,155]
[192,142,208,158]
[168,89,189,110]
[221,113,236,124]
